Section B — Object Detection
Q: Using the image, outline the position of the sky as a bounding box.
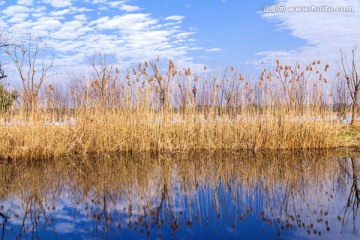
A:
[0,0,360,82]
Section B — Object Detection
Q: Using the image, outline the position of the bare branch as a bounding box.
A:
[6,36,54,111]
[339,48,360,125]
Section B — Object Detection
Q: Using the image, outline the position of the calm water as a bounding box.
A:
[0,151,359,239]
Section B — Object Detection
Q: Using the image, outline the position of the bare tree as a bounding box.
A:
[339,49,360,125]
[333,74,351,121]
[5,36,54,112]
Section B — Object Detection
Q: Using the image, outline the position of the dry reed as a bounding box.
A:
[0,59,351,160]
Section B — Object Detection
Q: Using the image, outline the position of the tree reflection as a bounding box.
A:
[339,157,359,234]
[0,211,7,240]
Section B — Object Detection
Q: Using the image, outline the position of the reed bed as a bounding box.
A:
[0,59,352,160]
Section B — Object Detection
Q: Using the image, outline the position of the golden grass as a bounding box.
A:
[0,110,341,160]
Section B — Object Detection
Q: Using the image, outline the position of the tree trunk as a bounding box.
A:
[351,90,358,125]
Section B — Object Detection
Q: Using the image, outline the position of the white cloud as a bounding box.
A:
[7,13,29,23]
[108,1,124,7]
[120,4,140,12]
[51,21,90,40]
[68,6,92,14]
[35,18,62,30]
[17,0,34,6]
[49,9,71,17]
[92,0,107,4]
[176,32,194,39]
[106,1,140,12]
[42,0,73,8]
[259,0,360,71]
[2,5,31,17]
[206,48,222,53]
[73,14,87,21]
[93,14,158,31]
[164,15,184,22]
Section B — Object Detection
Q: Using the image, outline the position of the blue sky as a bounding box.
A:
[0,0,359,79]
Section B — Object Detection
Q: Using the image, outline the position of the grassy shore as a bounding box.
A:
[337,124,360,147]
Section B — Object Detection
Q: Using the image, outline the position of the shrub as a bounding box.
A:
[0,83,18,113]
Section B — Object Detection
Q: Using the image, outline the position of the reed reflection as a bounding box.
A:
[0,151,359,239]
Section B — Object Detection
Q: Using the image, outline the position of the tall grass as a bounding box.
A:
[0,58,344,159]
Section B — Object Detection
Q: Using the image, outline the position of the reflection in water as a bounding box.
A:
[0,151,359,239]
[339,157,359,235]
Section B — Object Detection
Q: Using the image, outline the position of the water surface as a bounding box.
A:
[0,151,359,239]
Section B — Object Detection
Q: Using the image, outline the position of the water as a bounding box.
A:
[0,151,359,239]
